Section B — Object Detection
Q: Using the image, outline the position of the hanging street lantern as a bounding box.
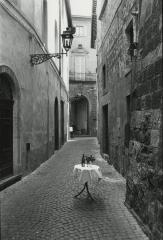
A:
[30,27,74,65]
[61,27,73,53]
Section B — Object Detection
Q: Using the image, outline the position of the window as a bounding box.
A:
[126,20,134,44]
[124,95,131,147]
[102,64,106,89]
[75,56,86,80]
[75,26,85,37]
[126,20,137,58]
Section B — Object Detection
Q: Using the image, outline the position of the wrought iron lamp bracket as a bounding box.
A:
[30,52,67,65]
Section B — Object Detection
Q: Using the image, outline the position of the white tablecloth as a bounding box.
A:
[73,164,103,185]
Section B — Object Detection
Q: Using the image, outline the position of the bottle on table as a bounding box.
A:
[81,154,85,167]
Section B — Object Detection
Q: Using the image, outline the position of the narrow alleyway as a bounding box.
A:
[1,138,149,240]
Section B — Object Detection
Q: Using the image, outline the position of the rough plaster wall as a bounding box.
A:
[20,0,35,24]
[33,0,43,38]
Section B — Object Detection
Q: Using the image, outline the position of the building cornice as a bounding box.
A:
[0,0,68,95]
[72,15,91,19]
[70,80,96,84]
[0,0,45,53]
[99,0,108,20]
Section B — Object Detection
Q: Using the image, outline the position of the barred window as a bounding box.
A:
[75,26,86,37]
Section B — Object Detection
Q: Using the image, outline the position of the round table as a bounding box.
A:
[73,164,102,200]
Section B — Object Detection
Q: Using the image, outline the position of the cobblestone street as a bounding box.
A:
[1,138,149,240]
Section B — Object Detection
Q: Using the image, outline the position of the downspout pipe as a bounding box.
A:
[65,0,75,33]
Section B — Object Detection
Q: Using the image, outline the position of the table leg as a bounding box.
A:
[74,182,94,200]
[85,182,94,201]
[74,183,86,198]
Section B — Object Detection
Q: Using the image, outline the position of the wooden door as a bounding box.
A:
[0,75,13,179]
[0,100,13,179]
[102,104,109,154]
[54,98,59,150]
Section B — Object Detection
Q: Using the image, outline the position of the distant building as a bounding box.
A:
[0,0,73,180]
[69,15,97,137]
[92,0,162,239]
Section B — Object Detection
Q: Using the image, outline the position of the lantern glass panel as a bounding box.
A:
[61,29,73,52]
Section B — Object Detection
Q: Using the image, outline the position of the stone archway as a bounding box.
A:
[0,66,21,179]
[54,97,59,150]
[70,95,89,136]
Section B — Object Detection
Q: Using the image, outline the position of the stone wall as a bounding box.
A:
[97,0,136,174]
[125,0,163,238]
[96,0,162,238]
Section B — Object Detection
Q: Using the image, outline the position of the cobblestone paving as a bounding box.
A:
[0,138,149,240]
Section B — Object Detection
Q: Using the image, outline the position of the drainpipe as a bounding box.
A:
[59,0,61,148]
[59,0,62,76]
[65,0,75,33]
[64,0,75,141]
[46,71,50,158]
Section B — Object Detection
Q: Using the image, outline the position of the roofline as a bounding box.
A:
[99,0,108,20]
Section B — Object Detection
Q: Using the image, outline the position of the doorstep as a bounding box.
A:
[0,174,22,191]
[124,201,152,239]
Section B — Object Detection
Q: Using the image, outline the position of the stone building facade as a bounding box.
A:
[0,0,73,180]
[69,15,97,137]
[92,0,162,239]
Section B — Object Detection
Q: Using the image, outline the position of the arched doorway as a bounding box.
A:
[70,95,89,136]
[54,98,59,150]
[0,74,13,179]
[60,100,64,145]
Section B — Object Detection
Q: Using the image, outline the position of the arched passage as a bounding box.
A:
[0,74,14,179]
[70,95,89,136]
[0,66,21,179]
[54,97,59,150]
